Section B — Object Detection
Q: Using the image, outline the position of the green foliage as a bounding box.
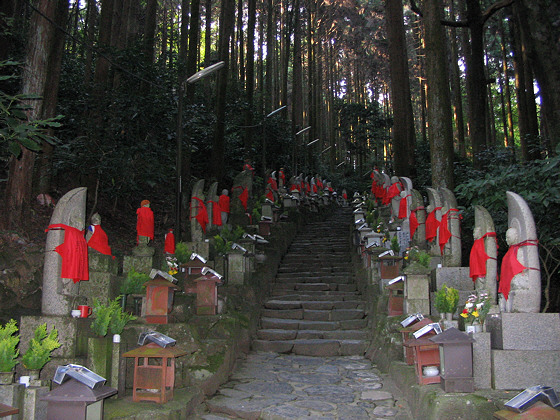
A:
[109,297,137,335]
[390,235,400,254]
[175,242,191,265]
[435,284,459,314]
[455,147,560,246]
[366,210,376,226]
[120,268,150,295]
[405,246,431,269]
[0,319,19,372]
[0,61,62,159]
[91,298,121,337]
[21,324,61,370]
[213,225,246,255]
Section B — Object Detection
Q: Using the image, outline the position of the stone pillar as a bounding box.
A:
[439,187,461,267]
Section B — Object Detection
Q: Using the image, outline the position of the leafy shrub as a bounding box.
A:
[175,242,191,264]
[434,284,459,314]
[21,324,61,370]
[91,298,120,337]
[109,297,137,335]
[0,319,19,372]
[120,268,150,295]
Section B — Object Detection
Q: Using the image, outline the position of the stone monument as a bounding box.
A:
[190,179,206,242]
[425,187,442,257]
[230,169,252,226]
[206,181,220,231]
[439,187,461,267]
[42,187,87,316]
[410,189,426,249]
[498,191,541,313]
[470,205,498,303]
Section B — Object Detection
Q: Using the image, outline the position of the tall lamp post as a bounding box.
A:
[175,62,225,241]
[262,105,286,177]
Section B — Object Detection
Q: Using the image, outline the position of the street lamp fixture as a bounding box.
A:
[186,61,225,84]
[307,139,319,146]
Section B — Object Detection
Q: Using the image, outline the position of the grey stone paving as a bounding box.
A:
[200,352,412,419]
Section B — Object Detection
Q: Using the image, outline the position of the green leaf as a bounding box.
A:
[8,142,21,157]
[18,137,41,151]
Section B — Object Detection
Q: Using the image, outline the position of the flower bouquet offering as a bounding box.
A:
[460,292,491,326]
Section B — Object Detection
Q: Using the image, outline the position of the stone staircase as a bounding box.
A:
[252,208,369,356]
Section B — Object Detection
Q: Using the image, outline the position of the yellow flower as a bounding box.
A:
[472,310,479,317]
[460,312,468,318]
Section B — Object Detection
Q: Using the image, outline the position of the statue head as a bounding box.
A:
[221,189,228,196]
[141,199,150,208]
[506,227,519,246]
[473,226,483,240]
[91,213,102,225]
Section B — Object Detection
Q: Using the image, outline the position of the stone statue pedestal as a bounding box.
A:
[404,274,430,315]
[486,312,560,390]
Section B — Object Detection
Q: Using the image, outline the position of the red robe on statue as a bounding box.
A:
[234,186,249,211]
[208,201,223,226]
[191,197,209,232]
[47,224,89,283]
[164,230,176,254]
[87,225,113,257]
[398,194,411,219]
[136,206,154,241]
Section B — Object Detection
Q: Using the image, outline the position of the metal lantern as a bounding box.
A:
[41,365,116,420]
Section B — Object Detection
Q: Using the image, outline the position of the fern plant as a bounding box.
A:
[120,268,150,295]
[21,324,61,370]
[91,298,120,337]
[435,284,460,314]
[175,242,191,264]
[0,319,19,372]
[109,297,137,335]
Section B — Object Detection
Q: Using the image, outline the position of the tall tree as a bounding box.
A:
[423,0,454,189]
[385,0,416,177]
[210,0,236,181]
[518,0,560,153]
[4,0,69,229]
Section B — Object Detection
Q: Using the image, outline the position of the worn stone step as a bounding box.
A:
[270,290,360,299]
[272,282,358,292]
[256,329,369,341]
[262,308,365,321]
[260,317,367,331]
[251,339,367,356]
[264,299,365,310]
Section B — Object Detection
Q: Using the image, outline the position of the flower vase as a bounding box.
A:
[466,324,482,334]
[28,369,42,386]
[0,371,14,385]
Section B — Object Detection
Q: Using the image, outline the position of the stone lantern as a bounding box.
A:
[386,275,405,317]
[429,327,475,393]
[185,268,224,315]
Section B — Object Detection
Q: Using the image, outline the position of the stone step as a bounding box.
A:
[251,338,367,356]
[270,290,360,298]
[257,328,369,341]
[264,299,365,310]
[260,317,367,331]
[272,282,358,292]
[275,272,352,279]
[261,308,365,321]
[274,277,352,285]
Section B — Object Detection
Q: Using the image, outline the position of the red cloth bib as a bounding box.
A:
[47,224,89,283]
[398,194,411,219]
[469,232,496,282]
[499,240,538,300]
[191,197,209,232]
[87,225,112,256]
[218,194,230,213]
[425,207,442,242]
[410,211,419,238]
